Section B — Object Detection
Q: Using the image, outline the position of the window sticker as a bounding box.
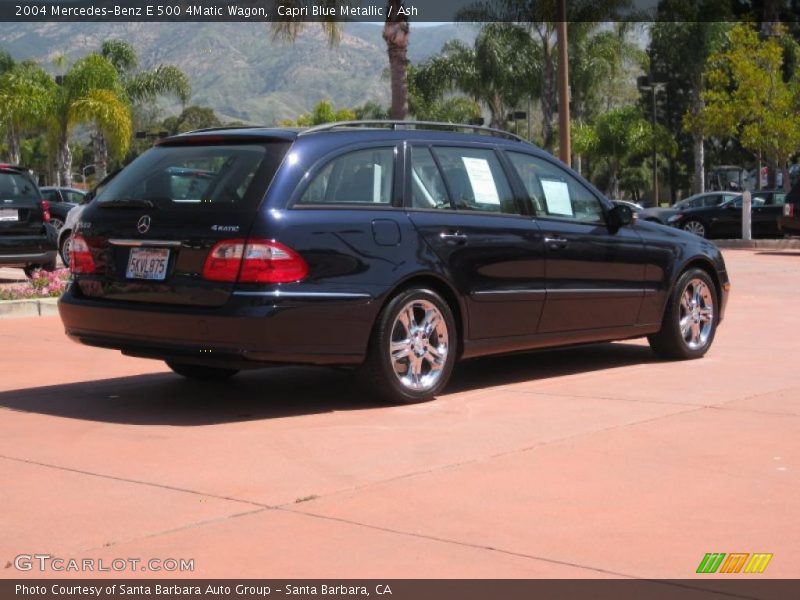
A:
[373,163,383,202]
[461,157,500,205]
[541,178,573,216]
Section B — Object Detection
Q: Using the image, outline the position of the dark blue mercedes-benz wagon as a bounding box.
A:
[58,121,730,403]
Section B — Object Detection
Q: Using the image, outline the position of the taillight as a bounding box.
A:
[785,203,795,217]
[202,239,308,284]
[40,200,50,222]
[69,234,96,274]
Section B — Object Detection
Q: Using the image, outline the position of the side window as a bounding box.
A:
[65,191,86,203]
[42,189,60,203]
[702,195,720,207]
[507,152,605,224]
[432,146,518,215]
[298,147,395,205]
[410,147,450,209]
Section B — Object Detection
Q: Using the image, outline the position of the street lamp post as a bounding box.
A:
[637,75,666,206]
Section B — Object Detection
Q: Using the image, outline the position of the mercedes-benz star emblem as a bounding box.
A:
[137,215,151,234]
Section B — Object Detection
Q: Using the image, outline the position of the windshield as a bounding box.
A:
[0,171,39,200]
[96,143,289,210]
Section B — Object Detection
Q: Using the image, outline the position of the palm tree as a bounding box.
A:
[94,40,190,180]
[48,53,132,186]
[413,23,539,130]
[271,1,411,120]
[0,59,54,165]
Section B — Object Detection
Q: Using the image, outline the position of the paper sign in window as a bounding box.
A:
[372,164,383,202]
[541,179,573,216]
[461,157,500,205]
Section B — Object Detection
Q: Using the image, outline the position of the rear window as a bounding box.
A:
[0,171,39,200]
[95,143,289,210]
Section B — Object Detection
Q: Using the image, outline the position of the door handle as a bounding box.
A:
[440,231,468,244]
[544,236,569,248]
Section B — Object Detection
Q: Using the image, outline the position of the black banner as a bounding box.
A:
[2,0,800,23]
[4,580,800,600]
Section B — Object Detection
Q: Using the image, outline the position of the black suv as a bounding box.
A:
[0,164,57,277]
[58,121,730,403]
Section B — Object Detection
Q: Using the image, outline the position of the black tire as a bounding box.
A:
[682,219,708,238]
[648,268,719,360]
[166,361,239,380]
[59,232,71,267]
[23,265,38,279]
[359,287,458,404]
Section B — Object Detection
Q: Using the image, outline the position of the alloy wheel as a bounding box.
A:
[389,299,449,392]
[679,278,714,350]
[683,220,706,237]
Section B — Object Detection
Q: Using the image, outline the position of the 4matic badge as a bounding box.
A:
[211,225,240,233]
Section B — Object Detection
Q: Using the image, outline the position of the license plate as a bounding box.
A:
[0,209,18,221]
[126,248,170,280]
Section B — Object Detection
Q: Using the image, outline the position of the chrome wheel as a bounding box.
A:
[679,278,714,350]
[389,299,449,392]
[50,218,64,231]
[60,235,72,266]
[683,220,706,237]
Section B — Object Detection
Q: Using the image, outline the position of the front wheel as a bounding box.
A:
[648,268,718,360]
[166,361,239,380]
[683,219,707,238]
[60,232,72,267]
[359,288,457,404]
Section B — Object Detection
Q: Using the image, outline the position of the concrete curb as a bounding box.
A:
[713,238,800,249]
[0,298,59,319]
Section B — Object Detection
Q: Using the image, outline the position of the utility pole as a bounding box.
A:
[556,0,571,166]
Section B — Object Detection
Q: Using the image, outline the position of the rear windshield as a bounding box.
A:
[0,171,39,200]
[95,143,290,210]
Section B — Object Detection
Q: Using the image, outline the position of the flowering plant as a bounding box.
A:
[0,269,70,301]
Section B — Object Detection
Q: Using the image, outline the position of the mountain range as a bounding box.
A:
[0,22,479,124]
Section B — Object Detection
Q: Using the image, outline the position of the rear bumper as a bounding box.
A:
[0,232,57,267]
[58,284,378,368]
[779,216,800,235]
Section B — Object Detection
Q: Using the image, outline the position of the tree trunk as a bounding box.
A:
[383,5,409,120]
[93,130,108,182]
[488,94,504,130]
[540,42,556,152]
[574,154,582,176]
[767,158,778,189]
[57,135,72,187]
[692,133,704,194]
[6,124,20,165]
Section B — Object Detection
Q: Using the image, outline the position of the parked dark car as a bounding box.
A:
[668,190,785,239]
[0,164,57,277]
[638,192,735,224]
[58,121,730,403]
[39,186,87,231]
[780,182,800,236]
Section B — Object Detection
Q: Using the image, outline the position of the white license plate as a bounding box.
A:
[0,209,18,221]
[126,248,170,280]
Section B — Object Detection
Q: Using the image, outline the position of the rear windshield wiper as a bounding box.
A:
[98,198,160,209]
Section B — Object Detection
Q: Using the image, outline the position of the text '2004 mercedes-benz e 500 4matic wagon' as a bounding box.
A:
[58,121,730,404]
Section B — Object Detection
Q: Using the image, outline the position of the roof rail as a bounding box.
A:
[181,125,269,135]
[297,120,527,142]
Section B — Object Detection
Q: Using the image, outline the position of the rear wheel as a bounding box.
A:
[648,268,718,360]
[166,361,239,380]
[360,288,457,404]
[50,217,64,231]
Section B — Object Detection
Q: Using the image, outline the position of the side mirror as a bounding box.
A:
[608,204,634,229]
[727,203,738,210]
[82,190,95,204]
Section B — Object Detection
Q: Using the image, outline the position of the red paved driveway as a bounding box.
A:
[0,250,797,578]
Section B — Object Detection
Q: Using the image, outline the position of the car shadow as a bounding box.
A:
[0,342,659,426]
[755,251,800,257]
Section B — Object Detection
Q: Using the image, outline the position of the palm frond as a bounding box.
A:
[70,89,132,159]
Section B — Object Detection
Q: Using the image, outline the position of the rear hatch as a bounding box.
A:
[0,168,47,236]
[74,138,291,307]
